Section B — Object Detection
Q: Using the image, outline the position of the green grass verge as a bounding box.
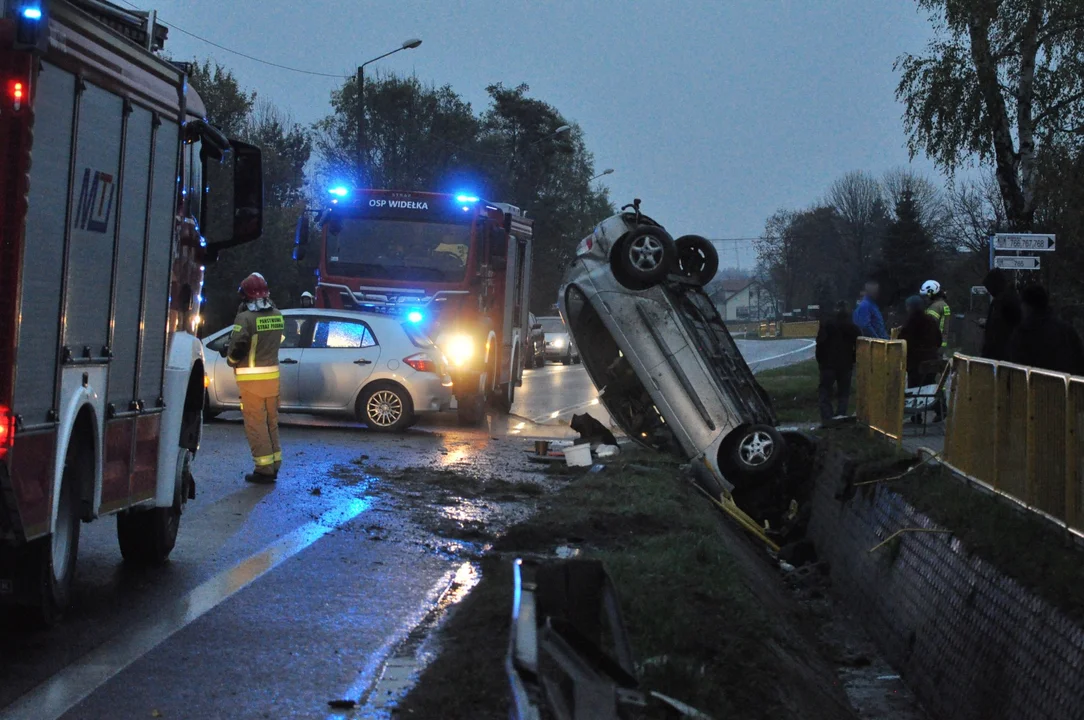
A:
[757,358,854,424]
[397,454,838,719]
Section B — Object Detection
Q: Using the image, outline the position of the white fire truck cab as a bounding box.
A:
[0,0,263,623]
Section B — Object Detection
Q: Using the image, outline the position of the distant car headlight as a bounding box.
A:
[552,338,565,349]
[444,334,474,367]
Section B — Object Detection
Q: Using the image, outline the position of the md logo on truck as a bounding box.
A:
[75,168,116,233]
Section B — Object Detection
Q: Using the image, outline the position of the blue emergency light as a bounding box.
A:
[329,186,349,198]
[22,6,42,20]
[407,310,424,324]
[455,194,479,203]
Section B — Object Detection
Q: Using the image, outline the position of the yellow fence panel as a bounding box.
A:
[995,365,1029,501]
[780,321,819,338]
[943,354,1084,534]
[1028,372,1070,518]
[1068,379,1084,533]
[855,338,906,445]
[967,361,998,483]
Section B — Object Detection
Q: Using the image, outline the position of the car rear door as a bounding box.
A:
[277,315,310,408]
[298,318,381,411]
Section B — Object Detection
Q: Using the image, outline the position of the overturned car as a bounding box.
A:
[558,200,788,500]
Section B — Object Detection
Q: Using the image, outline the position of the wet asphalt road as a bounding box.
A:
[0,338,812,720]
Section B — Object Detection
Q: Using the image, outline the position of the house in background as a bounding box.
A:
[708,278,776,322]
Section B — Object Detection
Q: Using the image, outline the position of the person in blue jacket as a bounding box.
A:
[853,281,888,339]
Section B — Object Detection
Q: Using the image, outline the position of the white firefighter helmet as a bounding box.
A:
[920,280,941,298]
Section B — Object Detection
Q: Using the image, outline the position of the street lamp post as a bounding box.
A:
[356,38,422,183]
[519,124,572,198]
[590,168,615,182]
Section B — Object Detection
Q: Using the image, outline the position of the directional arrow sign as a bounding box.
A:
[994,255,1041,270]
[993,233,1056,251]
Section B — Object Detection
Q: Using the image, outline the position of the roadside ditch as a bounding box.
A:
[321,443,940,720]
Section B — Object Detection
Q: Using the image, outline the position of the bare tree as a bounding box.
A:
[945,174,1006,255]
[755,210,800,313]
[826,171,887,292]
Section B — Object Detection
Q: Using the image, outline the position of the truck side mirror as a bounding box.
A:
[293,215,309,262]
[201,138,263,251]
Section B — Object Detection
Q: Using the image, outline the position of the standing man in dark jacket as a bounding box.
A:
[1008,285,1084,375]
[898,295,943,388]
[816,301,861,425]
[981,269,1022,360]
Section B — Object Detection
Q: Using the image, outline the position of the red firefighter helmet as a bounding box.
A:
[239,272,270,300]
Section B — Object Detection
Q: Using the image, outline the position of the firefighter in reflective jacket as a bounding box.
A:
[921,279,951,350]
[225,273,284,483]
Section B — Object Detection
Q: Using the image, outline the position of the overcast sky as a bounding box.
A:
[141,0,944,265]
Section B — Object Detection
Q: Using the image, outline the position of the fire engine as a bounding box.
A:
[293,188,532,425]
[0,0,263,622]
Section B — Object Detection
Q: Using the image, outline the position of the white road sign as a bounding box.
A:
[994,255,1041,270]
[992,233,1055,251]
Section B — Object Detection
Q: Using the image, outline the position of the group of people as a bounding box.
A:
[814,272,1084,426]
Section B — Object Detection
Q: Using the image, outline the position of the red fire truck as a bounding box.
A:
[293,188,532,425]
[0,0,263,622]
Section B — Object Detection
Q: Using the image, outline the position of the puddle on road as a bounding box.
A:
[322,450,556,719]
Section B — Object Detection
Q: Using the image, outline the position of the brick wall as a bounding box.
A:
[808,447,1084,720]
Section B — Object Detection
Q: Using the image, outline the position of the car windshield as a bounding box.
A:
[325,217,472,282]
[538,317,565,333]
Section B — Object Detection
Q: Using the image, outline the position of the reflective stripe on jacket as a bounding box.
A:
[925,299,950,347]
[227,307,284,381]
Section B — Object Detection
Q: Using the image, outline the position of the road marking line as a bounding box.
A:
[328,562,479,717]
[748,341,816,369]
[2,497,372,720]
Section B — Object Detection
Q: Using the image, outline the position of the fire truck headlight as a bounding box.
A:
[445,335,474,367]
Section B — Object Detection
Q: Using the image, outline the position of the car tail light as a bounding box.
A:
[0,406,14,458]
[404,353,437,374]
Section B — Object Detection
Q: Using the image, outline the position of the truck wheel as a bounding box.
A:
[118,450,192,565]
[41,466,80,625]
[359,383,414,433]
[491,379,515,414]
[457,394,485,426]
[725,425,785,482]
[612,226,675,290]
[675,235,719,286]
[24,439,85,626]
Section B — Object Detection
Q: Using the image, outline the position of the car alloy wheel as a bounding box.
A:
[367,389,404,428]
[739,430,775,466]
[628,234,666,272]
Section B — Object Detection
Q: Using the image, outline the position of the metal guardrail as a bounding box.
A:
[855,338,907,445]
[944,355,1084,533]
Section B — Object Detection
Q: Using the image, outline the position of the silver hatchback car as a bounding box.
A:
[203,308,452,432]
[558,201,782,494]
